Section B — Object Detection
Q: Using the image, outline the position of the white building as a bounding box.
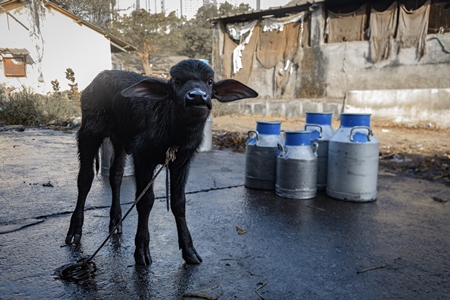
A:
[0,0,135,94]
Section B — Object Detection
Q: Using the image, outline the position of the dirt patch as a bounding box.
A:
[212,114,450,186]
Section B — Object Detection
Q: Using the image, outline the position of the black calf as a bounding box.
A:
[65,59,258,265]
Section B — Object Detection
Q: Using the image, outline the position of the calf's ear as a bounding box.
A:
[121,78,168,100]
[213,79,258,102]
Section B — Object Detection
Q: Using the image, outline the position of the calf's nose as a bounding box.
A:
[185,88,211,108]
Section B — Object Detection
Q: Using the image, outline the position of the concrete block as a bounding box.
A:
[345,88,450,127]
[269,103,284,116]
[285,102,302,118]
[253,103,267,115]
[323,103,342,119]
[302,101,320,116]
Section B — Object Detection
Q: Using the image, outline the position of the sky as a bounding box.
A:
[116,0,292,19]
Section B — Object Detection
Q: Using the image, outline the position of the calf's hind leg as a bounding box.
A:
[108,139,127,234]
[66,133,103,244]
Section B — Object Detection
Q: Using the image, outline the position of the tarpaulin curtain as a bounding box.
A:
[327,4,368,43]
[396,0,431,60]
[256,25,289,69]
[369,2,398,63]
[256,12,306,69]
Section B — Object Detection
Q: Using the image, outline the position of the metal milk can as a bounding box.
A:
[326,113,379,202]
[303,112,334,191]
[100,138,134,176]
[245,121,284,190]
[276,130,319,200]
[199,114,212,152]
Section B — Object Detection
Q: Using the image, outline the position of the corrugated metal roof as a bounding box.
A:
[210,0,323,23]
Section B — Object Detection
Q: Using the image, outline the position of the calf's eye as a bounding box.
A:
[207,79,213,86]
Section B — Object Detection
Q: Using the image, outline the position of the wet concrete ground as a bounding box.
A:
[0,127,449,299]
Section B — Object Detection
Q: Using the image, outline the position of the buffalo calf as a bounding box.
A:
[65,59,258,265]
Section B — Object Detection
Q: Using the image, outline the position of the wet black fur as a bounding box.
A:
[65,59,258,265]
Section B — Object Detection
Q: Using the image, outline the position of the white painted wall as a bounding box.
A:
[345,88,450,127]
[0,4,112,94]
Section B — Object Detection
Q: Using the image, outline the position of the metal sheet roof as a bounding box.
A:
[210,0,320,23]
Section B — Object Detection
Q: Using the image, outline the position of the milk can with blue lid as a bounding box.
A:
[303,112,334,191]
[245,121,284,190]
[276,130,318,199]
[326,113,379,202]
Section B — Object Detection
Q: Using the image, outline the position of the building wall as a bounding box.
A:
[0,4,112,94]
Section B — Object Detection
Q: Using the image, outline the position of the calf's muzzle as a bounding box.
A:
[185,88,211,109]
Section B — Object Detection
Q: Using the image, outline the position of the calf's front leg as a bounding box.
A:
[170,162,202,264]
[133,163,157,266]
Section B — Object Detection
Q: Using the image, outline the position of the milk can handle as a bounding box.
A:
[311,141,319,156]
[304,124,323,138]
[350,126,373,142]
[247,130,259,141]
[277,143,285,155]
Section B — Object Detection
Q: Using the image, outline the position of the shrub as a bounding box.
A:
[0,86,81,126]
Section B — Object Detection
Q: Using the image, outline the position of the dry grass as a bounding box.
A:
[211,99,239,117]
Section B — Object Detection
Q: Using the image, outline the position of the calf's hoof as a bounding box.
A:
[134,247,152,266]
[182,247,202,264]
[65,233,82,245]
[109,220,123,234]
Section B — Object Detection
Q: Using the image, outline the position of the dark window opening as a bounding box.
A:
[429,0,450,33]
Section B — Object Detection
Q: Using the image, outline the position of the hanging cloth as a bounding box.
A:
[232,21,260,84]
[231,20,258,75]
[256,12,307,69]
[222,32,237,79]
[396,0,431,60]
[327,4,368,43]
[369,2,398,63]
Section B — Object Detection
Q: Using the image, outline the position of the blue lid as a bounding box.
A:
[340,113,371,127]
[305,112,333,125]
[256,121,281,135]
[284,130,311,146]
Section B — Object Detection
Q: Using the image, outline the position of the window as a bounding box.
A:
[0,48,33,78]
[3,56,26,77]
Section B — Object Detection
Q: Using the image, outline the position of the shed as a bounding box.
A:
[211,0,450,126]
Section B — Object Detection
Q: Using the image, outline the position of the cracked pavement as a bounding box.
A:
[1,127,449,299]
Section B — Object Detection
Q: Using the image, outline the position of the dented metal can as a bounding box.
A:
[199,114,212,152]
[245,121,283,190]
[303,112,334,191]
[326,113,379,202]
[100,138,134,177]
[276,130,318,200]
